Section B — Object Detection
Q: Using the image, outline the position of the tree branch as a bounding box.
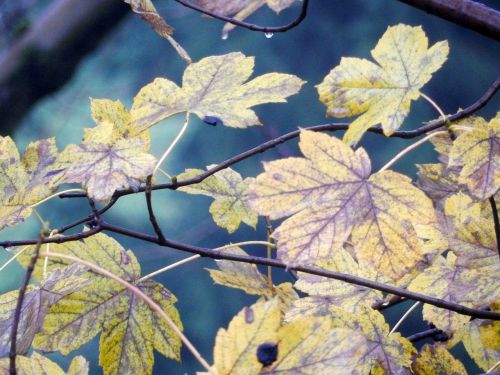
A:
[489,196,500,259]
[59,77,500,200]
[9,235,43,375]
[98,221,500,321]
[397,0,500,41]
[145,175,166,243]
[174,0,309,33]
[407,327,444,342]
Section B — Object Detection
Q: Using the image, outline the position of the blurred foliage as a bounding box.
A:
[1,0,499,373]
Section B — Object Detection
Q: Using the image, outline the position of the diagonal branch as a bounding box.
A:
[489,196,500,259]
[397,0,500,41]
[174,0,309,33]
[9,235,43,375]
[98,221,500,321]
[58,77,500,200]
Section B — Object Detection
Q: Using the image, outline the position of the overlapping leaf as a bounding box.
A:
[0,265,88,356]
[0,137,61,230]
[411,344,466,375]
[416,162,462,208]
[196,0,300,36]
[131,52,305,130]
[448,112,500,199]
[285,305,415,374]
[210,299,281,375]
[293,248,384,313]
[0,352,88,375]
[177,167,258,233]
[25,232,182,375]
[207,247,298,312]
[248,130,436,280]
[261,317,368,374]
[56,100,156,201]
[317,24,448,145]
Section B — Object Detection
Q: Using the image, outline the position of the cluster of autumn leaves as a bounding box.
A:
[0,24,499,374]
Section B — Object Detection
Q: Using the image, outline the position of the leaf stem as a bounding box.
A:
[379,131,448,172]
[0,246,30,274]
[421,92,447,122]
[29,189,87,209]
[32,209,45,226]
[42,230,58,280]
[154,112,190,175]
[39,251,214,374]
[388,301,420,335]
[487,360,500,373]
[214,241,276,252]
[264,217,274,288]
[138,255,200,282]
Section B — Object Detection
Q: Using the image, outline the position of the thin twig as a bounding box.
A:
[175,0,309,33]
[145,176,166,243]
[59,77,500,200]
[0,246,29,273]
[39,251,214,374]
[407,327,442,343]
[138,255,200,282]
[154,112,190,175]
[9,235,43,375]
[98,221,500,321]
[57,197,117,234]
[489,196,500,259]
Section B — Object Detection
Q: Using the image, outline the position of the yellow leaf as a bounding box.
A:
[57,136,156,201]
[416,163,462,208]
[449,112,500,199]
[0,352,89,375]
[248,130,436,280]
[212,299,281,375]
[411,344,466,375]
[0,137,61,230]
[460,315,500,371]
[131,52,305,130]
[293,248,384,313]
[207,247,298,313]
[317,24,448,145]
[29,232,182,375]
[261,317,368,374]
[178,167,257,233]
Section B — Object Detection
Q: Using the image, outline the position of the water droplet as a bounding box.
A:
[264,32,274,39]
[221,33,228,40]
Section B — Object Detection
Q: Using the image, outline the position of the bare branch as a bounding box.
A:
[397,0,500,41]
[145,175,166,243]
[174,0,309,33]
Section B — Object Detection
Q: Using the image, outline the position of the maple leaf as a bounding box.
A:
[207,247,298,312]
[28,232,182,375]
[416,162,463,208]
[408,251,498,334]
[56,111,156,201]
[317,24,448,145]
[131,52,305,130]
[0,265,88,356]
[284,305,415,374]
[411,344,466,375]
[261,317,368,374]
[448,112,500,200]
[177,166,258,233]
[210,299,281,375]
[196,0,300,36]
[247,130,436,280]
[0,137,61,230]
[459,310,500,371]
[0,352,88,375]
[293,248,384,314]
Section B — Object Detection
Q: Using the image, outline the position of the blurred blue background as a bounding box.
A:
[1,0,499,373]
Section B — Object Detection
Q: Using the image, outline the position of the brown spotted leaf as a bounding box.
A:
[178,166,258,233]
[0,137,61,230]
[317,24,448,145]
[131,53,305,130]
[125,0,174,36]
[261,317,369,374]
[248,130,436,280]
[211,299,281,375]
[448,112,500,199]
[30,232,182,375]
[0,352,89,375]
